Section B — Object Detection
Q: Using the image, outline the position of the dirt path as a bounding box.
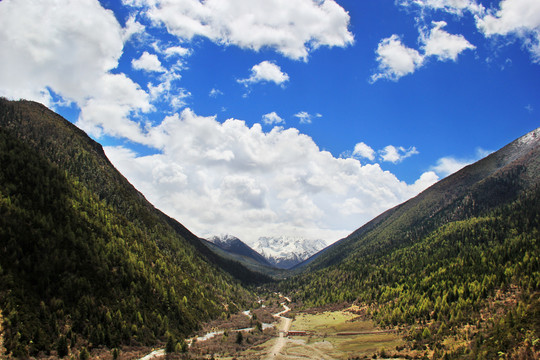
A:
[265,303,291,359]
[138,300,293,360]
[138,348,164,360]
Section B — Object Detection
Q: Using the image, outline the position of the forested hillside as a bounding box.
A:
[1,98,538,359]
[283,128,540,358]
[0,99,260,357]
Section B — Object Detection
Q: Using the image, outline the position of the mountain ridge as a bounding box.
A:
[0,98,270,285]
[0,98,261,356]
[293,127,540,273]
[207,235,273,267]
[252,236,328,269]
[278,129,540,359]
[1,98,538,358]
[280,126,540,357]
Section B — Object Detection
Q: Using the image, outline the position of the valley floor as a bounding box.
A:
[244,304,403,360]
[81,285,540,359]
[137,296,406,360]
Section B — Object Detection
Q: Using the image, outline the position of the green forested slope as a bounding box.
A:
[294,128,540,276]
[286,187,539,310]
[0,99,257,357]
[282,128,540,358]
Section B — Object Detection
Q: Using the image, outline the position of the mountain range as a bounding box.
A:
[207,235,272,267]
[205,234,328,273]
[252,236,328,269]
[0,98,538,359]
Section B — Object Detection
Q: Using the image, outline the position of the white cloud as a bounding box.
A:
[372,22,475,82]
[379,145,419,163]
[371,35,424,82]
[123,15,146,42]
[294,111,314,124]
[209,88,224,97]
[76,73,152,141]
[238,61,289,87]
[132,51,166,72]
[105,109,438,245]
[421,21,476,61]
[431,147,492,177]
[0,0,152,142]
[432,156,472,177]
[353,142,376,161]
[410,171,440,194]
[126,0,354,60]
[171,85,192,106]
[0,0,443,248]
[403,0,540,64]
[262,112,284,125]
[476,0,540,35]
[400,0,484,16]
[476,0,540,62]
[142,60,189,110]
[164,46,191,58]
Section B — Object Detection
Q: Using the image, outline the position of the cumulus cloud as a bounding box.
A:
[0,0,152,141]
[132,51,166,72]
[476,0,540,62]
[431,148,492,177]
[380,145,419,163]
[410,171,441,193]
[353,142,376,161]
[372,21,475,81]
[432,156,472,177]
[123,15,146,42]
[0,0,442,247]
[347,141,420,164]
[127,0,354,60]
[421,21,476,61]
[163,45,191,58]
[262,112,284,125]
[238,61,290,87]
[371,35,425,82]
[403,0,540,64]
[105,109,438,245]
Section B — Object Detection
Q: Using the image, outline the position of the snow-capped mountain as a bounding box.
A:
[207,235,272,267]
[252,236,328,269]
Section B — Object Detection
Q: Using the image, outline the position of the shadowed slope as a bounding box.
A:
[0,99,265,357]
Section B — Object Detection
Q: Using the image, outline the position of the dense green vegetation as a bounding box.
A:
[1,98,539,358]
[282,128,540,358]
[0,99,260,357]
[286,196,540,356]
[287,188,539,311]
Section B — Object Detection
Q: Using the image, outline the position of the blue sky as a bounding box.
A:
[1,0,539,246]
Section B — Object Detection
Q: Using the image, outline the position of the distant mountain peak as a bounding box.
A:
[208,234,242,245]
[252,236,328,269]
[207,234,272,267]
[517,127,540,146]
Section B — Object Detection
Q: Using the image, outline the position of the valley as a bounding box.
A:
[0,99,538,359]
[135,286,537,360]
[135,295,404,360]
[2,0,540,358]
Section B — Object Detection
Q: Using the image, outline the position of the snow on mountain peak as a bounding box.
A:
[253,236,328,269]
[208,234,240,245]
